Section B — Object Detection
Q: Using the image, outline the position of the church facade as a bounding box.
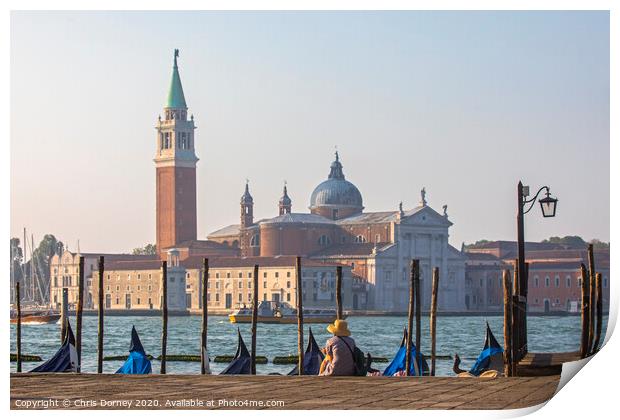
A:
[208,153,467,312]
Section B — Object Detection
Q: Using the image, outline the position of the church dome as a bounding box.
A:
[310,153,363,210]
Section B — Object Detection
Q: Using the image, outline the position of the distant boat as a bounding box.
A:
[30,320,78,373]
[10,308,60,325]
[220,328,251,375]
[453,322,503,376]
[229,301,341,324]
[288,327,324,375]
[116,326,152,374]
[383,327,429,376]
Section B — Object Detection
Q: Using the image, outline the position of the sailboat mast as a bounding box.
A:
[23,228,29,302]
[31,234,36,304]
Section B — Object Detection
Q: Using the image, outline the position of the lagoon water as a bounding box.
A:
[10,315,608,376]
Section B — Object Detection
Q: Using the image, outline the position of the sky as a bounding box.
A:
[10,11,610,253]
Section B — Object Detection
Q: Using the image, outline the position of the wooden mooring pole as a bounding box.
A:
[296,257,304,375]
[16,281,22,373]
[430,267,439,376]
[336,266,343,320]
[511,261,519,375]
[200,258,209,374]
[503,269,513,377]
[76,256,85,372]
[61,287,68,343]
[97,256,104,373]
[593,272,603,353]
[251,264,259,375]
[405,260,415,376]
[587,244,596,355]
[414,260,421,376]
[161,260,168,374]
[580,263,589,359]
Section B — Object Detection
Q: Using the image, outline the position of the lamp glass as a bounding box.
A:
[539,196,557,218]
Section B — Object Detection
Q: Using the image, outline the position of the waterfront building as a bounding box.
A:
[465,241,610,313]
[88,253,362,313]
[48,251,155,310]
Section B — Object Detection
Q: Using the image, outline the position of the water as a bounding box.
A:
[10,315,608,376]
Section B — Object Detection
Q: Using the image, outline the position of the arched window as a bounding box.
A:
[545,276,550,287]
[318,235,331,246]
[555,276,560,288]
[250,235,260,247]
[354,235,366,243]
[534,276,539,287]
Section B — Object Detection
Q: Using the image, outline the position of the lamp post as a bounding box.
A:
[515,181,558,358]
[517,182,558,295]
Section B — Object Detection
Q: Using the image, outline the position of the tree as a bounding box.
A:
[10,237,24,285]
[542,236,587,248]
[132,243,157,255]
[590,239,610,249]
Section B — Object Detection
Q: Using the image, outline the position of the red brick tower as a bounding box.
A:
[155,50,198,252]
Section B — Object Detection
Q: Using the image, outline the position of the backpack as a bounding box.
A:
[338,337,367,376]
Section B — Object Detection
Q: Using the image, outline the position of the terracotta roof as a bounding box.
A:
[171,240,234,250]
[466,252,502,261]
[181,256,346,269]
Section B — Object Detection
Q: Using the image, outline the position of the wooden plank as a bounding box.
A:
[76,256,85,373]
[251,264,259,375]
[97,256,104,374]
[580,263,589,359]
[200,258,208,374]
[336,266,343,320]
[296,256,304,375]
[587,244,596,355]
[161,260,168,374]
[502,269,512,377]
[430,267,439,376]
[593,272,603,353]
[16,282,21,373]
[406,259,415,376]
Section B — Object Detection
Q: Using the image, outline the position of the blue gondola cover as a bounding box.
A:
[383,328,429,376]
[30,320,78,373]
[469,322,504,376]
[116,326,152,374]
[220,328,251,375]
[288,327,325,375]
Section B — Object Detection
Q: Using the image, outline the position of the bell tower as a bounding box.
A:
[240,181,254,228]
[155,49,198,253]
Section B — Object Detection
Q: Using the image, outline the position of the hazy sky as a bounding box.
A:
[10,11,609,253]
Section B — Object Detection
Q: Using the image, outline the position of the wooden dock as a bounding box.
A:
[516,351,581,376]
[11,373,560,410]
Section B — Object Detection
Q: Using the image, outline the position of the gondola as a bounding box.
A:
[288,327,324,375]
[383,327,429,376]
[220,328,251,375]
[30,320,78,373]
[453,322,503,376]
[116,326,152,374]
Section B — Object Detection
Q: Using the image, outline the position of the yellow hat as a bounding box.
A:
[327,319,351,336]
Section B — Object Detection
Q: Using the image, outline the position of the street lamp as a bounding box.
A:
[514,181,558,358]
[538,191,558,218]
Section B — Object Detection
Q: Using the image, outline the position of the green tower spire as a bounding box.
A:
[166,49,187,109]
